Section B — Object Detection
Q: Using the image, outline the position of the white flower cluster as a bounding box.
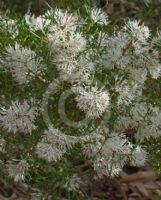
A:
[0,15,19,38]
[47,9,94,82]
[124,20,150,43]
[36,126,77,162]
[4,43,44,85]
[89,8,109,26]
[75,86,110,118]
[116,102,161,141]
[115,79,138,105]
[131,146,147,167]
[0,100,37,134]
[64,174,83,192]
[93,133,130,176]
[25,14,50,31]
[7,159,29,182]
[0,136,5,152]
[83,130,147,176]
[82,127,106,159]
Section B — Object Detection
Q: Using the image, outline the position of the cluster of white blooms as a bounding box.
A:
[75,86,110,118]
[102,31,130,69]
[6,159,29,182]
[103,20,158,74]
[0,15,19,38]
[82,127,106,159]
[89,8,109,26]
[0,136,5,152]
[36,126,77,162]
[115,102,161,141]
[93,132,132,176]
[82,128,147,176]
[131,146,147,167]
[56,55,94,83]
[64,174,83,192]
[0,100,37,134]
[115,79,138,105]
[25,14,51,31]
[47,9,83,56]
[4,43,44,85]
[134,105,161,141]
[124,20,150,43]
[47,9,95,82]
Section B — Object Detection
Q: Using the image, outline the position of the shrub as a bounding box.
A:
[1,5,161,198]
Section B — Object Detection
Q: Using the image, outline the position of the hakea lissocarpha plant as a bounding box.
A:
[0,7,161,186]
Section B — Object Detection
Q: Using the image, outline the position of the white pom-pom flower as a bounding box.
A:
[0,136,5,152]
[52,8,77,32]
[25,14,50,31]
[48,31,86,58]
[90,8,109,26]
[64,174,83,192]
[124,20,150,43]
[131,146,147,166]
[36,126,77,162]
[93,132,132,177]
[0,100,37,134]
[56,55,94,83]
[7,159,29,182]
[75,86,110,118]
[5,43,44,85]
